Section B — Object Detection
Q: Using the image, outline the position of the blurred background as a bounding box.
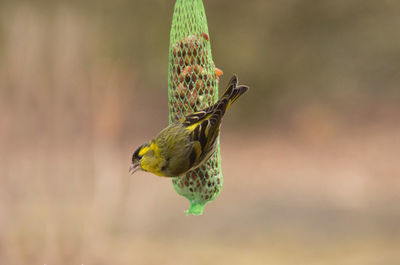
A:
[1,0,400,264]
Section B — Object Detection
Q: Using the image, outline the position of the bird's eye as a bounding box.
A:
[133,143,149,161]
[133,146,144,161]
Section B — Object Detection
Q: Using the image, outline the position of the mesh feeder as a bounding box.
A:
[168,0,223,215]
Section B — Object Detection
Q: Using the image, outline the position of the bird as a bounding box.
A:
[129,75,248,177]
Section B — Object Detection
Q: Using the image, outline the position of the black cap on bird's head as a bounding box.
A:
[129,143,148,174]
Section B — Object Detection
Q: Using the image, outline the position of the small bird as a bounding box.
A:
[129,75,248,177]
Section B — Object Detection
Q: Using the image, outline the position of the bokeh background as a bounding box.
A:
[1,0,400,264]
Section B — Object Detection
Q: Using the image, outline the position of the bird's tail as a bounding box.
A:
[182,75,248,127]
[219,75,249,110]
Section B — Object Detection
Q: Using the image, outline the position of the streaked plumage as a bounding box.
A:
[130,75,249,177]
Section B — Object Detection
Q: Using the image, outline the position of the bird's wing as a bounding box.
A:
[177,75,248,167]
[179,109,210,126]
[180,75,242,128]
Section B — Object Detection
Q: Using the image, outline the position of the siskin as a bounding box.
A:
[129,75,248,177]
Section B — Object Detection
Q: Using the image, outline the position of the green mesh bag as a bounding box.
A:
[168,0,223,215]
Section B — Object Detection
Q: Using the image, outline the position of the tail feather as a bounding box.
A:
[206,75,248,126]
[221,75,249,110]
[221,75,238,98]
[181,75,248,127]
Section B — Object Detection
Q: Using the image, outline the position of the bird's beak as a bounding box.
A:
[129,161,140,174]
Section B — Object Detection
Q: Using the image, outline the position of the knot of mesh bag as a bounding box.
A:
[168,0,223,215]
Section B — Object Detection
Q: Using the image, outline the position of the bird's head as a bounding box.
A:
[129,143,150,174]
[130,142,162,175]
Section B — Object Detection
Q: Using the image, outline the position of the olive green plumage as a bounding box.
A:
[130,75,248,177]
